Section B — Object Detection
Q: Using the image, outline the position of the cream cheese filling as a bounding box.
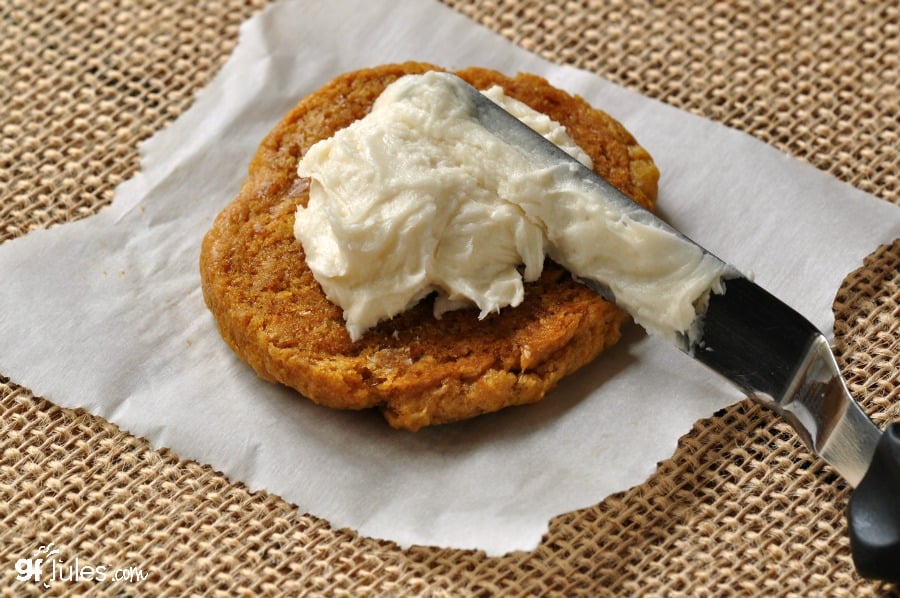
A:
[294,71,730,342]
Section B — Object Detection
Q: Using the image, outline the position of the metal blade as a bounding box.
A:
[462,78,882,484]
[691,276,881,486]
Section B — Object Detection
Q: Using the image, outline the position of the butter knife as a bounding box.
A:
[462,78,900,582]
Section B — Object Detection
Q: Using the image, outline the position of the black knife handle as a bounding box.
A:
[848,422,900,583]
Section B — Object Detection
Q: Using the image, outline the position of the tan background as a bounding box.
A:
[1,0,898,594]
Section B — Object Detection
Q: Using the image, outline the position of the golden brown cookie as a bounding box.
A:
[200,62,659,431]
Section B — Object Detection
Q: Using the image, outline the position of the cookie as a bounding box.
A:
[200,62,659,430]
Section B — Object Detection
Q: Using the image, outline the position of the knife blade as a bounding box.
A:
[461,77,900,581]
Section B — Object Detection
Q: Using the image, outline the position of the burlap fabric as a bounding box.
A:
[1,0,897,594]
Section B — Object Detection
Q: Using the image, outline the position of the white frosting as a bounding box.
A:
[294,71,730,342]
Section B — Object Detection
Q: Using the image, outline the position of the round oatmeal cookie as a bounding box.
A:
[200,62,659,431]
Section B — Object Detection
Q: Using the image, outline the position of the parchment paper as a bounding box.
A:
[1,0,898,555]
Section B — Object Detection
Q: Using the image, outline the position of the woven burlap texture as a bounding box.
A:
[1,0,898,595]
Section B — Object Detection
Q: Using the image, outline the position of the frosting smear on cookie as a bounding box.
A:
[294,71,728,342]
